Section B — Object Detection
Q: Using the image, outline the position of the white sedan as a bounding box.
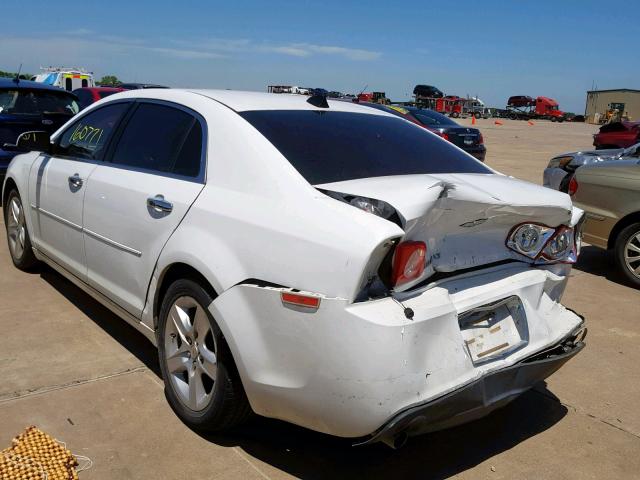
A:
[3,89,586,448]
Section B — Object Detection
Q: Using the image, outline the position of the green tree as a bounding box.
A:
[0,70,32,80]
[98,75,121,86]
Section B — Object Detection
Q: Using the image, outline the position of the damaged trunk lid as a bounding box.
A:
[318,173,575,288]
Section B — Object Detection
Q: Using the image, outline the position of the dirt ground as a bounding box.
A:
[1,118,639,479]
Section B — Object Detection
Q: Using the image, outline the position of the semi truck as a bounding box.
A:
[506,95,566,122]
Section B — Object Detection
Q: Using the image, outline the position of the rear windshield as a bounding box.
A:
[240,110,490,184]
[0,89,79,116]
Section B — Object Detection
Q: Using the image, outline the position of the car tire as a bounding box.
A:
[614,223,640,288]
[473,112,481,119]
[157,278,252,431]
[550,116,557,122]
[3,189,38,271]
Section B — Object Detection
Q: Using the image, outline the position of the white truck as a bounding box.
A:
[31,67,95,91]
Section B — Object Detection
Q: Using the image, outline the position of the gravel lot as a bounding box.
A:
[1,118,639,479]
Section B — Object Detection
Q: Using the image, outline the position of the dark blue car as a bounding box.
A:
[0,78,79,185]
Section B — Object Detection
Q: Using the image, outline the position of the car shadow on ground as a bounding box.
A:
[201,386,567,480]
[39,265,161,376]
[39,264,568,479]
[573,245,635,289]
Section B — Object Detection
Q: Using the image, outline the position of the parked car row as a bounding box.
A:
[543,140,640,287]
[3,89,585,447]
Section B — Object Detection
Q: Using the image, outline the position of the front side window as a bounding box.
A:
[241,110,490,185]
[110,103,203,179]
[57,103,129,160]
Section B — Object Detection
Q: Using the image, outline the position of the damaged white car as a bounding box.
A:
[2,89,586,448]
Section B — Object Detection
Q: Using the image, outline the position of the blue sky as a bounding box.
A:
[1,0,638,113]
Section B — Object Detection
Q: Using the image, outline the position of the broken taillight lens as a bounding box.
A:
[568,176,578,196]
[392,241,426,287]
[506,223,579,264]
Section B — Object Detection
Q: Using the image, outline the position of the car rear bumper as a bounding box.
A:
[464,146,486,162]
[211,263,584,439]
[357,324,585,448]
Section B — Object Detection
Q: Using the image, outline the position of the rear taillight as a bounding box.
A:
[568,176,578,196]
[478,133,484,144]
[391,241,426,287]
[438,131,450,141]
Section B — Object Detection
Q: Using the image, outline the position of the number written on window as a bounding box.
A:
[57,103,129,160]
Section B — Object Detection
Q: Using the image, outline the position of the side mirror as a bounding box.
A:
[3,131,52,153]
[16,131,52,152]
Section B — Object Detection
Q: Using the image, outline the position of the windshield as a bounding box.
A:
[240,110,490,184]
[408,108,458,127]
[0,89,79,115]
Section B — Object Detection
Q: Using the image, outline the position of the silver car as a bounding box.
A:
[543,142,640,192]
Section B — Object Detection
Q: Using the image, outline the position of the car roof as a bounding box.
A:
[0,77,75,94]
[105,88,395,116]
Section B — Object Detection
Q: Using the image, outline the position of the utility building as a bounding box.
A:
[585,89,640,124]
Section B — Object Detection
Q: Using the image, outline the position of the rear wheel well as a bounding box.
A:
[154,263,217,329]
[607,212,640,249]
[2,177,18,209]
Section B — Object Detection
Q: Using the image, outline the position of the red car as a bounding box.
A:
[72,87,125,110]
[593,121,640,149]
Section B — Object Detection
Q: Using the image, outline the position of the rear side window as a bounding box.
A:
[57,103,129,160]
[110,103,203,179]
[241,110,490,184]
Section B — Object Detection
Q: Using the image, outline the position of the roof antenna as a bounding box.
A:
[307,89,329,108]
[13,63,22,84]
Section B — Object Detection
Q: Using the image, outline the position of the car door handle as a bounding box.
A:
[147,195,173,213]
[68,173,83,188]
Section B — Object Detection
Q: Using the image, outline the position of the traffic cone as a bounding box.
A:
[495,120,503,126]
[471,115,476,125]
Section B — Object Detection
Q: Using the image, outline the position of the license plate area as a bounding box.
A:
[459,296,528,364]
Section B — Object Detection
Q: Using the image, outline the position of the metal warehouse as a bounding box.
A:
[585,88,640,124]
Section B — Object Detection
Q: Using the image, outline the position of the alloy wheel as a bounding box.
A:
[164,296,218,411]
[6,196,26,261]
[624,232,640,279]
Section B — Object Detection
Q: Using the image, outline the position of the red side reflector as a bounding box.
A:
[281,292,320,309]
